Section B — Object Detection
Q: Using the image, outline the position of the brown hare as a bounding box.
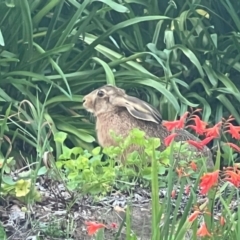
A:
[83,85,214,168]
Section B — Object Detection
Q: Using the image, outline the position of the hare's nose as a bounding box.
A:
[82,96,86,103]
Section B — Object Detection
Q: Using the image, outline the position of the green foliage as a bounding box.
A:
[64,127,239,240]
[1,0,240,159]
[1,124,240,239]
[33,215,76,239]
[56,145,116,194]
[0,223,6,240]
[55,128,206,198]
[0,90,53,203]
[1,0,240,239]
[55,129,139,193]
[0,155,43,201]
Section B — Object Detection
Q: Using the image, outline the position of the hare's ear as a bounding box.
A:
[110,95,162,124]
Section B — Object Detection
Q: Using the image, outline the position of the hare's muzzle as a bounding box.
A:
[82,95,93,112]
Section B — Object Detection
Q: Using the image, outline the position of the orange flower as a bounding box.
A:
[197,222,211,237]
[189,161,197,171]
[188,116,208,135]
[199,170,219,195]
[187,140,204,150]
[225,123,240,140]
[204,122,221,138]
[201,136,215,145]
[188,210,201,222]
[164,133,177,146]
[226,142,240,152]
[163,121,179,131]
[163,112,188,131]
[224,169,240,187]
[85,221,106,235]
[187,136,214,150]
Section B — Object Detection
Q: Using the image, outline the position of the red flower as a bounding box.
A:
[197,222,211,237]
[163,112,188,131]
[201,136,215,145]
[164,133,177,146]
[187,136,214,150]
[226,142,240,152]
[188,116,208,135]
[225,123,240,140]
[187,140,204,150]
[224,169,240,187]
[188,210,201,222]
[199,170,219,195]
[85,221,106,235]
[189,161,197,171]
[163,121,179,131]
[204,122,221,138]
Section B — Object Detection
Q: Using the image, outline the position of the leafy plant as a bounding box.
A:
[0,223,6,240]
[55,126,208,197]
[56,145,116,194]
[1,0,240,167]
[79,112,240,240]
[1,0,240,239]
[0,93,52,203]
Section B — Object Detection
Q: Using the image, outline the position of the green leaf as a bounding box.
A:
[0,223,6,240]
[71,147,84,156]
[2,174,15,185]
[202,62,218,87]
[38,166,48,176]
[92,146,101,156]
[94,0,129,13]
[27,44,74,65]
[186,92,212,122]
[189,78,212,96]
[79,33,159,79]
[32,0,61,27]
[45,95,83,107]
[69,15,171,66]
[56,121,95,143]
[19,0,33,58]
[217,94,240,124]
[0,88,13,102]
[92,57,115,85]
[171,45,204,78]
[0,29,5,46]
[33,42,72,98]
[55,0,91,47]
[171,78,198,107]
[217,72,240,94]
[54,131,68,143]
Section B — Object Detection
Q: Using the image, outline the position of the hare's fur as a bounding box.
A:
[83,85,213,167]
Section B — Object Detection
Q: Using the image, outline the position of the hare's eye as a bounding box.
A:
[97,90,104,97]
